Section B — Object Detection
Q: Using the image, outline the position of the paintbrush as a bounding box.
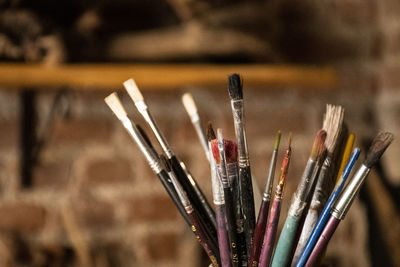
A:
[212,129,241,266]
[123,78,217,239]
[249,131,281,267]
[271,130,326,267]
[207,123,231,267]
[335,133,355,184]
[305,132,394,267]
[258,133,292,267]
[104,93,191,225]
[182,93,210,162]
[295,147,360,267]
[292,105,344,265]
[159,155,221,267]
[228,74,255,259]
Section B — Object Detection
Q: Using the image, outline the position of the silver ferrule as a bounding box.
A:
[226,162,239,186]
[139,107,174,158]
[168,169,191,208]
[312,157,331,204]
[296,158,317,201]
[263,149,278,201]
[332,164,370,220]
[192,118,210,162]
[209,143,224,205]
[217,132,229,188]
[288,194,307,217]
[231,99,249,167]
[122,118,163,174]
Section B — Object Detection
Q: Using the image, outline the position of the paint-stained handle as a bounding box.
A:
[224,187,241,267]
[240,165,256,258]
[271,214,301,267]
[258,197,282,267]
[249,199,270,266]
[216,205,232,267]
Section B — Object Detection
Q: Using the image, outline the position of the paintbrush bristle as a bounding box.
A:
[104,93,127,121]
[211,140,220,164]
[225,140,238,164]
[310,130,327,161]
[323,104,345,153]
[275,131,282,150]
[228,73,243,100]
[123,78,144,103]
[364,132,394,168]
[182,93,198,116]
[207,122,216,141]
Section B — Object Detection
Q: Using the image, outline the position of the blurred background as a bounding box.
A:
[0,0,399,266]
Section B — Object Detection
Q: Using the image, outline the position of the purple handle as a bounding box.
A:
[216,205,232,267]
[305,216,340,267]
[249,199,271,266]
[258,197,282,267]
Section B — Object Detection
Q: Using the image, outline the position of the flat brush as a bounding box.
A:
[182,93,210,162]
[249,131,281,267]
[293,105,344,265]
[271,130,326,267]
[123,78,217,239]
[295,148,360,267]
[104,93,190,225]
[212,129,241,266]
[305,132,394,267]
[208,124,231,267]
[258,134,292,267]
[228,74,255,259]
[160,155,220,267]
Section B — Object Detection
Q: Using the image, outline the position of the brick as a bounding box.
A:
[334,0,378,25]
[74,197,115,228]
[0,203,46,232]
[127,194,179,223]
[381,63,400,89]
[84,158,132,185]
[141,232,179,261]
[33,161,70,189]
[0,120,18,150]
[52,117,112,145]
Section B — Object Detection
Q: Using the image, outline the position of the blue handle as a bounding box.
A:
[295,148,360,267]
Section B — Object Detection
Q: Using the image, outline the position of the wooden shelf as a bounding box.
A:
[0,63,338,90]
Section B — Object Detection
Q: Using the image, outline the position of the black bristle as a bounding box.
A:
[137,124,154,149]
[207,121,216,141]
[364,132,394,168]
[160,155,171,172]
[228,73,243,100]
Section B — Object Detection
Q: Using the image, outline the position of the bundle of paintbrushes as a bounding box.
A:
[104,74,394,267]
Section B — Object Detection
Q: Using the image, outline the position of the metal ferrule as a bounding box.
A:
[122,118,163,174]
[140,108,174,158]
[226,162,239,186]
[312,156,332,202]
[274,183,284,199]
[296,158,317,201]
[168,170,191,208]
[192,118,210,162]
[263,149,278,201]
[331,164,370,220]
[288,194,307,217]
[231,99,249,167]
[209,143,224,205]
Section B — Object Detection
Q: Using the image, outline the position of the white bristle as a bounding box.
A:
[322,104,344,153]
[104,92,127,121]
[123,78,144,103]
[182,93,198,116]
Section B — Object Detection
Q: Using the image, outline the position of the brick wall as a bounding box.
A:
[0,0,399,266]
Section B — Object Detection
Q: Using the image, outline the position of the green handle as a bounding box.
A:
[271,214,300,267]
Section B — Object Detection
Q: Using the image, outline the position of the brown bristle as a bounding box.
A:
[364,132,394,168]
[207,122,216,141]
[317,145,327,166]
[211,140,220,163]
[225,140,238,163]
[311,130,327,161]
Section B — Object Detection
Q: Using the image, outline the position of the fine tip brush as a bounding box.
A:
[182,93,210,162]
[305,132,394,267]
[123,78,217,243]
[271,130,326,267]
[104,93,191,225]
[228,73,255,259]
[249,131,281,267]
[160,155,220,267]
[207,123,231,267]
[258,133,292,267]
[293,105,344,265]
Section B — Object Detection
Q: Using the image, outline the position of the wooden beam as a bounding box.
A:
[0,63,338,90]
